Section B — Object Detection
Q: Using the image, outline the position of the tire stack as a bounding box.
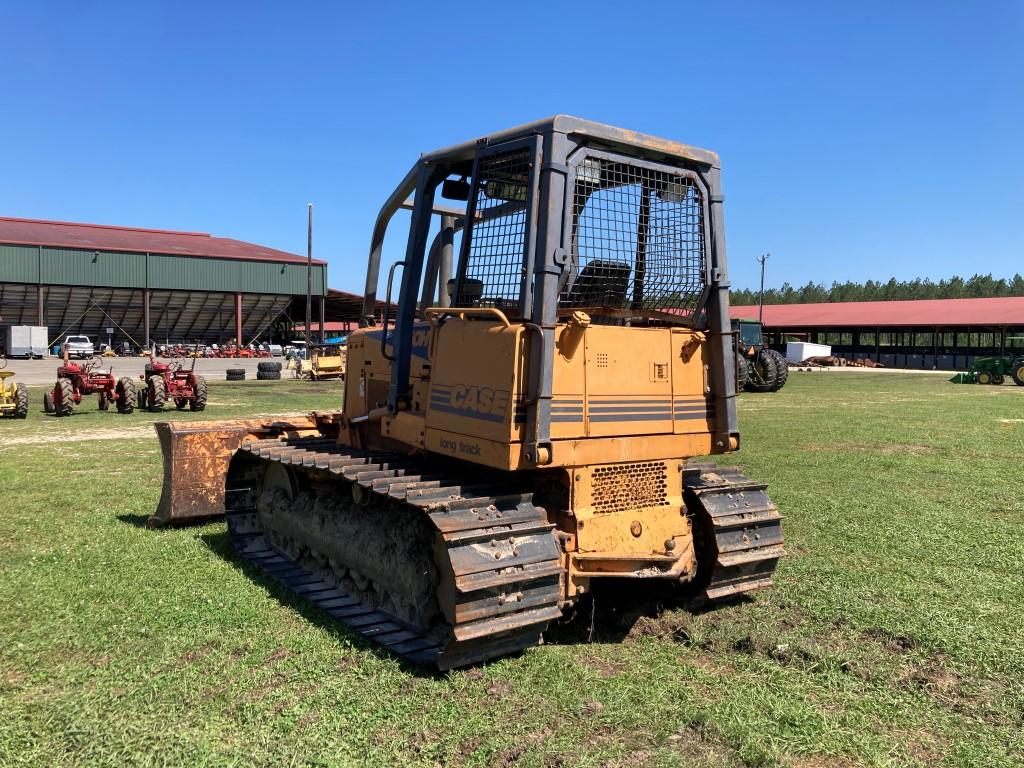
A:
[226,368,246,382]
[256,362,282,381]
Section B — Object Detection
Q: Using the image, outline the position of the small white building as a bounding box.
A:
[785,341,831,363]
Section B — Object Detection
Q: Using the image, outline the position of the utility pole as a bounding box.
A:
[306,203,313,355]
[757,252,770,324]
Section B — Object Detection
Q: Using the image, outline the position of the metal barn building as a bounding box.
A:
[732,297,1024,369]
[0,216,327,350]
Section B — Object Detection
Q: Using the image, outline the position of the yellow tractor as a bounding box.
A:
[154,117,784,668]
[295,344,346,381]
[0,357,29,419]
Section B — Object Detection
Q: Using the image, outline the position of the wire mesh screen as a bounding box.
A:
[560,158,706,313]
[454,148,531,311]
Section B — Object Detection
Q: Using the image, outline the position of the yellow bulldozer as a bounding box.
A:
[295,344,347,380]
[155,117,784,669]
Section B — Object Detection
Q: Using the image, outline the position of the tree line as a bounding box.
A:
[730,273,1024,306]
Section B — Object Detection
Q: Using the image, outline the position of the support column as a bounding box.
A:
[439,214,454,308]
[874,327,880,362]
[143,289,151,351]
[319,295,326,344]
[37,284,45,326]
[235,292,243,346]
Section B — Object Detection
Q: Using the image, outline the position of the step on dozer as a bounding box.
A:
[154,117,785,668]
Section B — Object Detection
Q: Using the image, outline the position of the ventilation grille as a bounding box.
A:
[591,461,669,513]
[456,147,531,313]
[560,158,706,314]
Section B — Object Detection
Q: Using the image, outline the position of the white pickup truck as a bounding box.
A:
[63,335,95,359]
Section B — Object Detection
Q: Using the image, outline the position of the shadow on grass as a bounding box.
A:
[544,579,742,647]
[117,513,152,529]
[196,525,741,670]
[197,528,447,678]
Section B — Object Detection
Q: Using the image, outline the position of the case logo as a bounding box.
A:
[430,384,509,423]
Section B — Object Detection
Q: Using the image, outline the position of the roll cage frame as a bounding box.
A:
[360,116,738,464]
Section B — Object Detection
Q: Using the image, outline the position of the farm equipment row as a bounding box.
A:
[157,343,271,359]
[43,354,207,417]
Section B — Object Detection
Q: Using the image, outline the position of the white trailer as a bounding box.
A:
[785,341,831,363]
[4,325,49,358]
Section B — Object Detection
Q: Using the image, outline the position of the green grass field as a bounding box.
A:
[1,374,1021,767]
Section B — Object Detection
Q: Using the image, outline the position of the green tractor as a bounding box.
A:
[950,354,1024,386]
[733,318,788,393]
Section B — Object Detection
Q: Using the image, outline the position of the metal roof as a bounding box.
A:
[290,288,394,326]
[0,216,325,265]
[731,297,1024,327]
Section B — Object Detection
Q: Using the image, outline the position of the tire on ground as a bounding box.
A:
[1012,362,1024,387]
[227,368,245,376]
[256,370,282,381]
[766,349,789,391]
[116,377,136,414]
[55,378,74,417]
[745,350,778,393]
[226,373,245,381]
[148,376,166,411]
[13,383,28,419]
[43,390,54,414]
[257,361,282,373]
[98,392,110,411]
[736,355,749,390]
[191,375,208,411]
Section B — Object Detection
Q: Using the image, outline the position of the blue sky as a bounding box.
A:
[1,1,1020,294]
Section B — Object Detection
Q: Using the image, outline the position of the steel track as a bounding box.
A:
[225,436,564,669]
[684,463,785,600]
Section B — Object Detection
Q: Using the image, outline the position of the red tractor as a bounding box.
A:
[44,357,136,416]
[138,357,208,412]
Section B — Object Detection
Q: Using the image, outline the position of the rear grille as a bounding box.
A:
[591,461,669,513]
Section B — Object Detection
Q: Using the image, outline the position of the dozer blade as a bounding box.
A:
[153,416,323,525]
[949,373,975,384]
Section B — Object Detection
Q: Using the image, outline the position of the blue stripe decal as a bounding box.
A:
[589,407,672,414]
[589,403,675,409]
[429,402,507,423]
[590,414,672,422]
